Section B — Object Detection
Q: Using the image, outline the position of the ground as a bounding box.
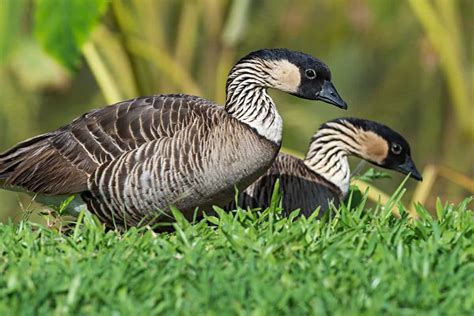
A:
[0,194,472,315]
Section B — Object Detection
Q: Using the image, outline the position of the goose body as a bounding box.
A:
[232,153,341,215]
[229,118,422,217]
[0,49,347,228]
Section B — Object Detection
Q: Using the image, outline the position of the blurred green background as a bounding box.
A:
[0,0,472,222]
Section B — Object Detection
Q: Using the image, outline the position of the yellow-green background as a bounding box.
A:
[0,0,472,222]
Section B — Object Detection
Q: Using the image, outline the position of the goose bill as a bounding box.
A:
[317,80,348,109]
[397,158,423,181]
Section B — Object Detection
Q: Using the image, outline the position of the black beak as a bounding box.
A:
[397,158,423,181]
[317,80,348,109]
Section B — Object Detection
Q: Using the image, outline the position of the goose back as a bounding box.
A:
[1,95,215,194]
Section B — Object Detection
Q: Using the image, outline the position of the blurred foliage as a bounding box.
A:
[0,0,473,222]
[409,0,473,138]
[34,0,108,70]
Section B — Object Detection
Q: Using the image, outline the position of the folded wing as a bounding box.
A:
[0,94,217,195]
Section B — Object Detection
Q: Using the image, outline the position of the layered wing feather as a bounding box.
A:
[0,94,218,195]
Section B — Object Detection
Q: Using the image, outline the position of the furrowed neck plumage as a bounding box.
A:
[225,59,283,145]
[303,120,364,196]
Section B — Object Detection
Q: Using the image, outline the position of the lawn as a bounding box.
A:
[0,193,472,315]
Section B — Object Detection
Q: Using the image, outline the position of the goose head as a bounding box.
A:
[230,48,348,109]
[342,118,423,181]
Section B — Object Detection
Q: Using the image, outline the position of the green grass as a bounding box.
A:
[0,194,473,315]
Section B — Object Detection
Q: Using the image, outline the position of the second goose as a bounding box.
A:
[0,49,347,229]
[228,118,422,216]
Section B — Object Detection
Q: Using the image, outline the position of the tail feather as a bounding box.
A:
[0,132,90,194]
[0,134,51,180]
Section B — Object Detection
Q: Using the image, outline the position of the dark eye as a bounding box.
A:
[305,69,317,79]
[391,143,402,155]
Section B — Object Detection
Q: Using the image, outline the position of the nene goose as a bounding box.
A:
[228,118,422,217]
[0,48,347,229]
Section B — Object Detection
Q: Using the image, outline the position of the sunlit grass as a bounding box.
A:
[0,192,472,315]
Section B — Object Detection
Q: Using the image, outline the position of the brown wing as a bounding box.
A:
[0,94,219,195]
[230,153,342,217]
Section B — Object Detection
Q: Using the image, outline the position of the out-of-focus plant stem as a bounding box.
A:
[222,0,250,45]
[83,42,123,104]
[408,0,473,139]
[214,0,250,104]
[127,37,203,96]
[436,0,461,51]
[214,48,234,104]
[202,0,226,39]
[84,25,139,104]
[0,0,25,64]
[175,0,201,70]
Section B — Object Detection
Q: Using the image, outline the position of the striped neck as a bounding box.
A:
[303,121,363,196]
[225,60,283,145]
